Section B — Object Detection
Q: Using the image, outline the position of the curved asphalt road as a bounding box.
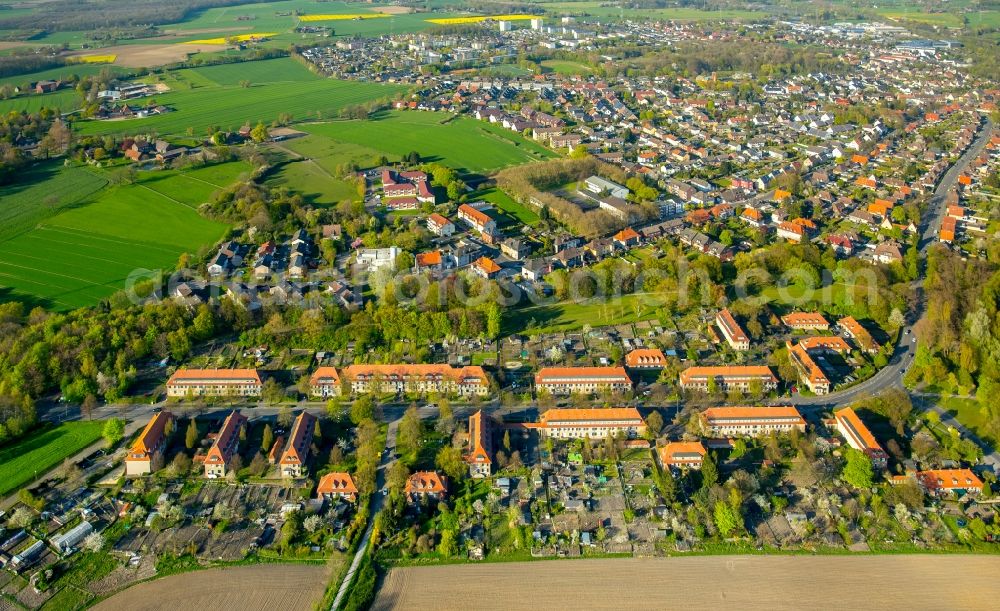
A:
[788,118,998,471]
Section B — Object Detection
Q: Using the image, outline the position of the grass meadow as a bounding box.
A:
[71,59,405,137]
[0,161,245,309]
[300,111,555,174]
[0,421,105,496]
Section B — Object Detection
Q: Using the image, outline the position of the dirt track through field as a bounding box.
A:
[92,563,329,611]
[374,555,1000,611]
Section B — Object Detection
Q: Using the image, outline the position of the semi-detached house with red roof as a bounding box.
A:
[317,472,358,502]
[125,411,174,476]
[679,366,778,393]
[426,213,455,237]
[405,471,448,502]
[534,366,632,395]
[465,410,493,478]
[203,410,247,478]
[279,412,316,478]
[834,407,888,469]
[838,316,880,354]
[781,311,830,331]
[658,441,707,469]
[716,308,750,351]
[166,368,262,398]
[701,406,805,437]
[530,407,646,439]
[915,469,983,496]
[625,348,666,369]
[457,203,497,235]
[309,366,342,398]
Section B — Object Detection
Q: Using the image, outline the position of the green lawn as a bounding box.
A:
[265,158,359,206]
[300,111,555,175]
[0,162,243,309]
[504,293,661,335]
[473,187,539,226]
[930,395,997,451]
[0,421,105,496]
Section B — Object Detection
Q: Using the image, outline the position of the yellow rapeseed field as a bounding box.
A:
[299,14,390,22]
[426,14,535,25]
[70,54,117,64]
[182,32,277,45]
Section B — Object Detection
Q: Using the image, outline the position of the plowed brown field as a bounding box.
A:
[92,563,329,611]
[374,555,1000,611]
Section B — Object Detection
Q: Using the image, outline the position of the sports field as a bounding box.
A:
[71,59,404,137]
[0,162,244,309]
[0,421,104,496]
[375,556,1000,610]
[541,59,594,75]
[300,112,555,174]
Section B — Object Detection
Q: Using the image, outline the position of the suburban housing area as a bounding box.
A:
[0,3,999,611]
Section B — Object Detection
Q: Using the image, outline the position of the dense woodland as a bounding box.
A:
[909,246,1000,440]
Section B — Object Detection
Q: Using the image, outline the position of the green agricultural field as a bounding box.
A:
[0,162,108,242]
[0,162,244,309]
[71,65,404,137]
[0,89,84,114]
[0,63,129,88]
[0,421,105,496]
[180,57,318,86]
[876,10,964,28]
[300,111,556,175]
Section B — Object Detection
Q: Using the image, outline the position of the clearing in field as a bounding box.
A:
[0,421,104,496]
[374,556,1000,611]
[299,111,555,175]
[92,563,331,611]
[0,162,245,309]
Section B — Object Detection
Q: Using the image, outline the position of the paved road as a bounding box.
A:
[791,117,993,408]
[330,418,396,610]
